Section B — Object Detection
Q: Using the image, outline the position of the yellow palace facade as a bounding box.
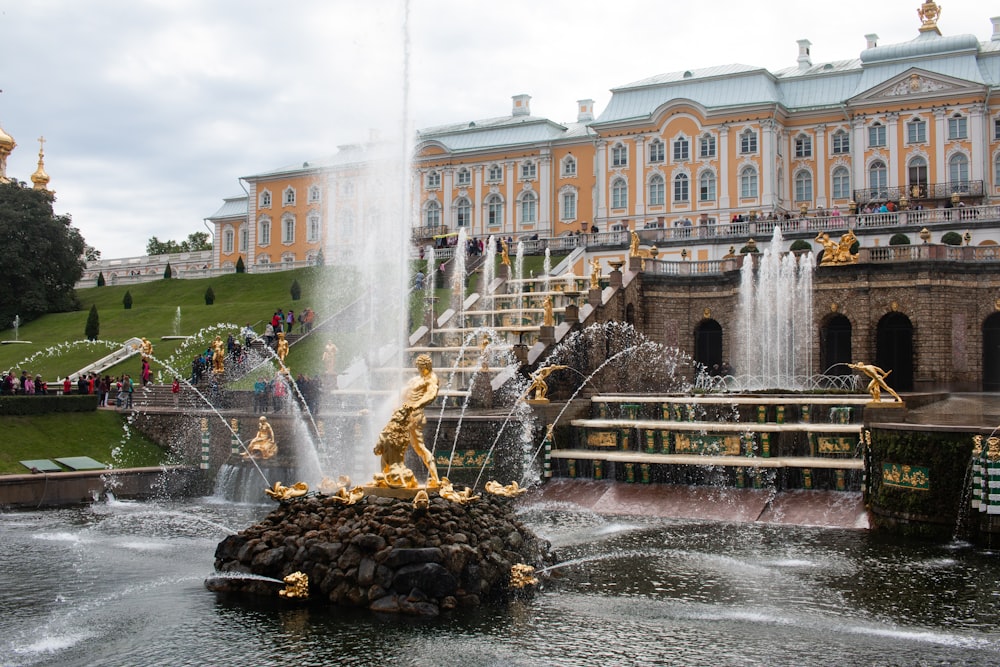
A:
[210,5,1000,269]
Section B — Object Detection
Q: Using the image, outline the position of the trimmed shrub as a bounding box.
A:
[290,279,301,301]
[940,231,963,246]
[235,256,246,273]
[123,290,133,310]
[0,394,100,415]
[739,244,760,254]
[204,286,215,305]
[96,271,106,287]
[889,233,911,246]
[789,239,812,252]
[85,304,99,341]
[163,262,173,279]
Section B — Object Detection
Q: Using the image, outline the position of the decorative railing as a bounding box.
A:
[852,180,984,205]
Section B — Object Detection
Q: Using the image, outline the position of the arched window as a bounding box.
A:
[794,170,813,202]
[455,197,471,227]
[519,191,537,223]
[562,155,577,177]
[699,134,716,158]
[424,200,441,227]
[258,218,271,246]
[673,173,689,202]
[699,171,716,202]
[485,194,503,226]
[869,160,888,197]
[672,136,689,162]
[908,156,928,193]
[831,130,850,154]
[259,190,272,208]
[794,134,812,158]
[611,177,628,209]
[611,143,628,167]
[739,129,757,154]
[831,166,851,200]
[648,174,665,206]
[308,185,321,203]
[949,154,969,191]
[520,161,536,180]
[561,190,577,220]
[739,166,758,198]
[648,139,664,163]
[307,214,321,243]
[487,164,503,183]
[425,171,441,189]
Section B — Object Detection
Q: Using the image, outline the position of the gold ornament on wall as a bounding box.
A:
[703,308,711,319]
[830,303,838,313]
[891,301,899,312]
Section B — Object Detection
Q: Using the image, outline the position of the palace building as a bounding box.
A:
[209,6,1000,269]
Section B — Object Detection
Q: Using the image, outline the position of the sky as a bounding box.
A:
[0,0,993,259]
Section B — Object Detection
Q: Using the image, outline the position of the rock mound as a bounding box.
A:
[207,493,551,616]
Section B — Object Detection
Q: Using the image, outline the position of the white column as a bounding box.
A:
[634,136,646,215]
[886,113,899,187]
[851,117,865,196]
[815,124,827,208]
[934,109,947,183]
[719,126,730,209]
[473,166,483,234]
[505,161,515,233]
[539,150,552,235]
[442,168,454,230]
[761,120,776,209]
[970,103,986,182]
[596,140,608,223]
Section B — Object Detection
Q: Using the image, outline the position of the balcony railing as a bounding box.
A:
[853,180,984,205]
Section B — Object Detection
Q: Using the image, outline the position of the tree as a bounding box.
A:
[97,272,106,287]
[0,180,86,328]
[163,262,173,279]
[235,256,246,273]
[204,286,215,305]
[290,279,301,301]
[85,304,99,341]
[84,245,102,262]
[146,231,213,256]
[123,290,133,310]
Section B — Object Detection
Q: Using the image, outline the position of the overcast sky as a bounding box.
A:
[0,1,993,258]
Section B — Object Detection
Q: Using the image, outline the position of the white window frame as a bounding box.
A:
[259,190,272,208]
[485,194,503,226]
[562,155,577,177]
[868,123,886,148]
[519,191,537,224]
[739,166,758,198]
[282,187,296,206]
[611,177,628,209]
[739,130,758,154]
[258,218,272,247]
[947,115,967,140]
[699,170,716,202]
[487,164,503,183]
[222,226,234,254]
[672,137,690,162]
[611,143,628,167]
[456,168,471,186]
[831,167,851,199]
[425,171,441,189]
[906,118,927,144]
[282,215,295,244]
[307,214,321,243]
[673,173,689,202]
[648,139,664,163]
[308,185,321,203]
[561,190,577,220]
[831,130,850,155]
[648,174,665,206]
[424,200,441,227]
[520,161,537,180]
[455,197,471,227]
[699,134,716,159]
[794,135,812,158]
[794,170,813,202]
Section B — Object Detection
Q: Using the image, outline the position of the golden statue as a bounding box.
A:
[510,563,538,589]
[276,331,289,364]
[525,364,568,403]
[278,571,309,599]
[815,230,859,266]
[480,335,491,371]
[848,362,904,404]
[413,489,430,511]
[140,337,153,361]
[438,478,480,504]
[629,229,640,257]
[372,354,441,488]
[323,340,338,374]
[485,480,528,497]
[211,335,225,374]
[244,415,278,459]
[264,480,309,501]
[589,257,601,289]
[542,295,554,327]
[500,238,511,267]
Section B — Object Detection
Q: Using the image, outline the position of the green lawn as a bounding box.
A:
[0,410,170,474]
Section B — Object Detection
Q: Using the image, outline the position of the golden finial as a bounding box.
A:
[917,2,941,34]
[31,136,50,191]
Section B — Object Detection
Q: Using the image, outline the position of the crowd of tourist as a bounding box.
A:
[1,370,49,395]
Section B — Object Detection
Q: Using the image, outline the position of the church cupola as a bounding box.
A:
[31,136,50,191]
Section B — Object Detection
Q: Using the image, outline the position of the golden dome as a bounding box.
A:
[0,124,14,151]
[31,137,49,190]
